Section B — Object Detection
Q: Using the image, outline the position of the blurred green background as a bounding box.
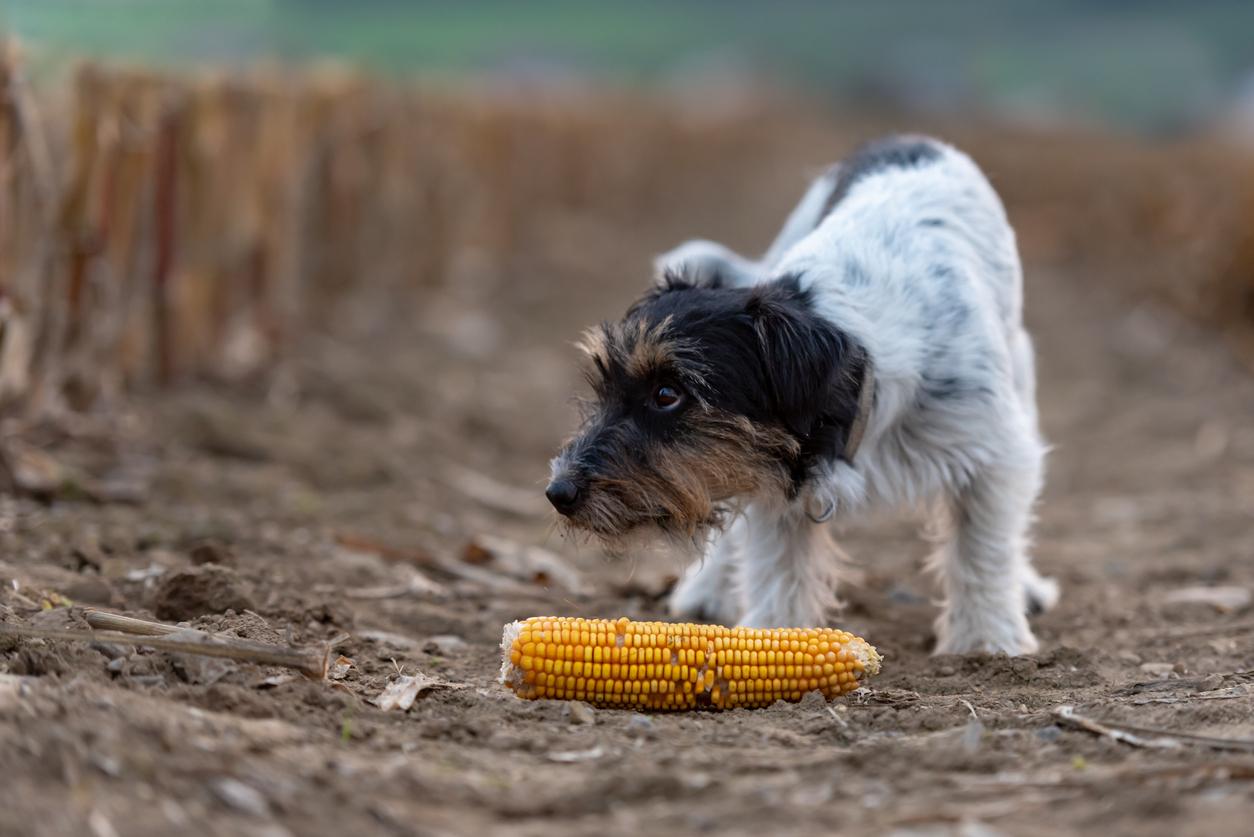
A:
[5,0,1254,133]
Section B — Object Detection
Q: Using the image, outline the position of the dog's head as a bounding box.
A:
[547,273,865,543]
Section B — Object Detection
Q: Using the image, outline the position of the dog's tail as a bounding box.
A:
[761,166,842,267]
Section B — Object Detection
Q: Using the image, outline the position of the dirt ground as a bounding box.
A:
[2,151,1254,837]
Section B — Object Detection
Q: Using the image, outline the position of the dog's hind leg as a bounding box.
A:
[932,435,1044,655]
[1010,327,1039,426]
[668,515,746,625]
[1009,326,1060,615]
[735,503,843,628]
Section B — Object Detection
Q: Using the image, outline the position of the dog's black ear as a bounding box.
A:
[747,276,862,460]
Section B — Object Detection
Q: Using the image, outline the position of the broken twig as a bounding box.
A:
[83,609,184,636]
[0,620,338,679]
[1054,705,1254,753]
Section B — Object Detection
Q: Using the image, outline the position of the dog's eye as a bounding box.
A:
[650,385,684,411]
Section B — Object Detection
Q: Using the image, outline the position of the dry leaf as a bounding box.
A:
[329,655,354,680]
[371,672,451,711]
[462,541,494,566]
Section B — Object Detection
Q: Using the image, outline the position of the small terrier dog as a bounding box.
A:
[546,135,1056,655]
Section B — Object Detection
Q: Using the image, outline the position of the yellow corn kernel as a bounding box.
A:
[500,617,880,711]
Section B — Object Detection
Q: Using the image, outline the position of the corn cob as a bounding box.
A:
[499,616,880,711]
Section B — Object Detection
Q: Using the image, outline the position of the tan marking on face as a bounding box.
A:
[623,316,676,380]
[558,406,798,543]
[575,326,611,366]
[668,411,797,505]
[618,317,712,394]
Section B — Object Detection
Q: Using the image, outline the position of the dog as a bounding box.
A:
[546,135,1056,655]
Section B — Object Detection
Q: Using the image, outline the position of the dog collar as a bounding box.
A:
[842,352,874,462]
[802,352,873,524]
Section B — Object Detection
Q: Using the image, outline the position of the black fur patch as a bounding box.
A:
[619,275,868,489]
[817,134,943,225]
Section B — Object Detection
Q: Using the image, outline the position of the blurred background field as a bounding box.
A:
[10,0,1254,133]
[2,3,1254,836]
[5,1,1254,414]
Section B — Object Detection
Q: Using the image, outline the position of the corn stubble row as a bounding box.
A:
[4,40,1253,420]
[0,42,762,416]
[500,616,881,710]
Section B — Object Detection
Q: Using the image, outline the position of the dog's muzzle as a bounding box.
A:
[545,477,584,516]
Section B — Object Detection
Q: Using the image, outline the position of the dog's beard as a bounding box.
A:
[555,477,722,548]
[555,411,799,549]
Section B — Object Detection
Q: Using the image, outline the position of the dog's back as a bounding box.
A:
[760,136,1039,514]
[771,135,1023,335]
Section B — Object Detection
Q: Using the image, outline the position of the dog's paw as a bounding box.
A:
[1024,569,1060,617]
[668,569,741,625]
[933,605,1039,656]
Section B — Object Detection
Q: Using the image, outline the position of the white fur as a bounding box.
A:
[661,137,1054,655]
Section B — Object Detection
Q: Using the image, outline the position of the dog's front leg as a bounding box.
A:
[736,502,843,628]
[932,454,1042,656]
[668,515,746,624]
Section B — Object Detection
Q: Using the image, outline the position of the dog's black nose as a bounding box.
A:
[545,478,582,515]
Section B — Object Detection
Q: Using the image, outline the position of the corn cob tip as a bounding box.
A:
[854,638,882,678]
[499,616,880,711]
[498,619,526,688]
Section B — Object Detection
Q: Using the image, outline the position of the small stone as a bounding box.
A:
[188,539,237,567]
[90,753,122,778]
[1036,724,1063,742]
[1196,673,1225,692]
[565,702,596,726]
[89,642,128,661]
[71,534,106,572]
[627,713,654,732]
[799,690,827,710]
[61,576,122,608]
[1139,662,1176,678]
[210,778,270,817]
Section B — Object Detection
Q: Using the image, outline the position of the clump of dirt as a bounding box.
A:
[152,565,256,621]
[187,539,237,567]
